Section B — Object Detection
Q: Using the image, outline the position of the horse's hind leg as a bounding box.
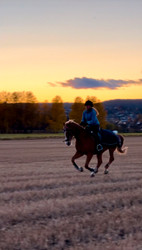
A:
[72,151,84,172]
[104,148,115,174]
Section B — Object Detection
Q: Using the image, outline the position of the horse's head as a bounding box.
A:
[63,120,75,146]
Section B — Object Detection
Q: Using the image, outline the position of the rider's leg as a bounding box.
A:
[93,125,103,151]
[85,125,103,151]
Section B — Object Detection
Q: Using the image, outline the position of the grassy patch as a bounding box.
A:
[0,132,142,140]
[0,133,64,140]
[121,133,142,137]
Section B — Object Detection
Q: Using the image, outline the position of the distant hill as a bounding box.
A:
[64,99,142,113]
[103,99,142,115]
[102,99,142,132]
[103,99,142,110]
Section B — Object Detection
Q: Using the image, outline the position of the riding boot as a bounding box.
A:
[96,132,103,151]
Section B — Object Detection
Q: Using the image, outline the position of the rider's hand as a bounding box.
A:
[80,121,87,127]
[85,125,90,131]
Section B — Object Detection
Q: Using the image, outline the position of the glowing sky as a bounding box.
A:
[1,0,142,102]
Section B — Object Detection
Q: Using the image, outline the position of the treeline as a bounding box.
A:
[0,92,107,133]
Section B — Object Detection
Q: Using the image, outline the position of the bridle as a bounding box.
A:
[63,126,74,146]
[63,121,83,146]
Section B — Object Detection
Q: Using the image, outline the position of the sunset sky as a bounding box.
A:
[1,0,142,102]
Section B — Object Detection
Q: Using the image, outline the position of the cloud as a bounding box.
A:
[57,77,142,90]
[48,77,142,90]
[47,82,58,87]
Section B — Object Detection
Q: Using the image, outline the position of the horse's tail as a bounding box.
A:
[117,135,128,154]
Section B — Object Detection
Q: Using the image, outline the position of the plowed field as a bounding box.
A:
[0,137,142,250]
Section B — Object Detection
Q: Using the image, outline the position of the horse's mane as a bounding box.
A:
[65,120,84,130]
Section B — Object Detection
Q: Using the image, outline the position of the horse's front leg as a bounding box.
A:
[71,151,84,172]
[91,153,103,177]
[84,153,94,175]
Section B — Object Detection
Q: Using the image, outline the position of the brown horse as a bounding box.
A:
[63,120,127,177]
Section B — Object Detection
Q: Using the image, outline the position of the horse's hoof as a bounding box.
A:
[79,167,83,172]
[104,169,109,174]
[93,168,98,174]
[90,171,95,177]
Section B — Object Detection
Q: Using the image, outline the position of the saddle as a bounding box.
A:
[99,129,119,147]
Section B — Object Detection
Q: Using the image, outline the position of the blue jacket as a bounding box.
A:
[81,108,100,125]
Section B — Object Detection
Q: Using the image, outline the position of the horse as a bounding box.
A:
[63,120,127,177]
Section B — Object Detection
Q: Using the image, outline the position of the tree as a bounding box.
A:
[11,92,22,103]
[0,91,39,133]
[25,91,37,103]
[48,96,66,132]
[85,96,107,128]
[0,103,12,133]
[0,91,37,103]
[0,91,11,103]
[39,102,50,131]
[21,103,39,132]
[69,97,84,123]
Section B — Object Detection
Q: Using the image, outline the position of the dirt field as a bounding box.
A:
[0,137,142,250]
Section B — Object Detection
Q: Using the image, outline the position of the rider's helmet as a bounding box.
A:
[85,100,93,107]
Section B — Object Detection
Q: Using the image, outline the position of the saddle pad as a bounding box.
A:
[100,129,118,146]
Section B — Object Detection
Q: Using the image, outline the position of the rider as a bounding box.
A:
[80,100,103,151]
